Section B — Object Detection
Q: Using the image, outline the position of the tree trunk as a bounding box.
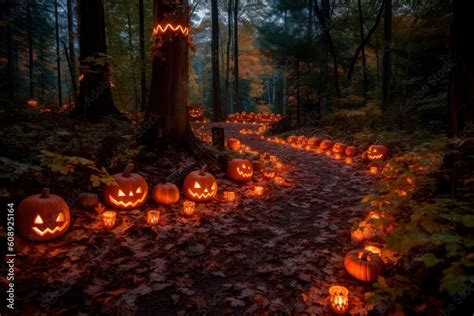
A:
[383,0,392,110]
[139,0,147,112]
[357,0,368,93]
[27,2,34,98]
[5,0,15,97]
[211,0,222,121]
[282,68,287,115]
[317,0,330,115]
[55,0,62,108]
[224,0,232,114]
[72,0,121,119]
[296,58,300,125]
[40,36,45,103]
[233,0,240,112]
[67,0,77,98]
[139,0,191,148]
[127,9,139,112]
[448,0,474,137]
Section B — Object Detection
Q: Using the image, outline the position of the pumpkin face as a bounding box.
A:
[187,107,204,120]
[319,140,334,150]
[227,138,241,150]
[332,143,346,154]
[183,167,217,202]
[263,167,276,179]
[104,164,149,209]
[367,145,388,161]
[228,159,253,182]
[345,146,357,157]
[344,249,384,282]
[153,183,180,205]
[17,188,70,241]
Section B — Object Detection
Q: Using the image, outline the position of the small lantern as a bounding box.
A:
[325,150,332,157]
[370,166,378,175]
[364,245,381,256]
[274,176,285,185]
[344,157,353,164]
[269,155,277,163]
[102,211,117,229]
[334,153,342,160]
[223,191,236,202]
[254,186,264,196]
[183,201,196,216]
[146,210,160,226]
[316,148,323,154]
[328,285,349,314]
[275,162,283,170]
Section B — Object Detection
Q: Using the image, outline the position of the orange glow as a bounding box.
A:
[334,153,342,160]
[183,201,195,216]
[370,166,378,175]
[146,210,160,226]
[328,286,349,314]
[254,186,264,196]
[153,23,189,36]
[103,211,116,229]
[223,191,236,202]
[345,157,353,164]
[364,245,381,256]
[79,74,84,82]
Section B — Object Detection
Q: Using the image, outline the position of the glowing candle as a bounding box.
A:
[344,157,353,164]
[328,285,349,314]
[102,211,116,229]
[275,162,283,170]
[146,210,160,226]
[364,245,381,256]
[274,176,285,185]
[223,191,236,202]
[183,201,195,216]
[334,153,342,160]
[325,150,332,157]
[254,186,264,196]
[370,166,378,175]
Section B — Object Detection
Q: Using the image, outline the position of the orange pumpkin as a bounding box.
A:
[248,112,255,120]
[183,166,217,202]
[307,137,321,147]
[367,145,388,161]
[227,159,253,182]
[345,146,357,157]
[104,163,149,209]
[227,138,241,150]
[17,188,71,241]
[319,140,334,150]
[344,249,384,282]
[361,150,369,161]
[152,182,180,205]
[252,159,265,172]
[263,167,276,179]
[187,106,204,120]
[287,135,297,144]
[332,143,346,154]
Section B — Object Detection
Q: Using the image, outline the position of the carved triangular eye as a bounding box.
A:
[136,187,143,194]
[118,189,126,196]
[129,191,134,197]
[194,182,201,189]
[56,212,65,222]
[34,215,44,224]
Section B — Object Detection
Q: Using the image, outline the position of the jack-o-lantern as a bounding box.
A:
[26,99,38,107]
[152,182,180,205]
[344,249,384,282]
[248,112,255,120]
[187,106,204,121]
[263,167,276,179]
[17,188,71,241]
[332,143,346,154]
[241,111,247,119]
[307,137,321,147]
[287,135,297,144]
[252,159,265,172]
[227,138,241,150]
[104,163,149,209]
[367,145,388,161]
[227,159,253,182]
[183,166,217,202]
[345,146,357,157]
[319,140,334,150]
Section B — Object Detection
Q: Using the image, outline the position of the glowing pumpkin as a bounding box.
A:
[263,167,276,179]
[104,163,149,209]
[307,137,321,147]
[344,249,384,282]
[361,151,369,161]
[367,145,388,161]
[319,140,334,150]
[227,159,253,182]
[26,99,38,107]
[152,182,180,205]
[332,143,346,154]
[187,106,204,121]
[17,188,70,241]
[183,166,217,202]
[248,112,255,120]
[345,146,357,157]
[227,138,241,150]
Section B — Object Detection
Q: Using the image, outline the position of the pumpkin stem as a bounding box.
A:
[122,163,134,177]
[41,188,50,198]
[200,164,208,175]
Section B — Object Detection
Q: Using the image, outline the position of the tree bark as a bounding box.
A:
[211,0,222,120]
[357,0,368,93]
[233,0,240,112]
[127,9,139,112]
[27,2,34,98]
[224,0,232,114]
[296,58,300,124]
[139,0,147,112]
[72,0,121,119]
[139,0,191,148]
[4,0,15,97]
[67,0,77,98]
[383,0,392,110]
[55,0,62,108]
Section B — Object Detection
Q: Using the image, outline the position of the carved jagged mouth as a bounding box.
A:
[109,193,147,208]
[369,153,383,160]
[237,168,252,178]
[33,221,68,236]
[188,189,216,199]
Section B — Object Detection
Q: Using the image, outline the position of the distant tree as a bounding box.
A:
[139,0,147,111]
[54,0,62,107]
[67,0,77,98]
[233,0,240,112]
[211,0,222,120]
[383,0,392,109]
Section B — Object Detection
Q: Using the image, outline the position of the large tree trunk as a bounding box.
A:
[233,0,240,112]
[382,0,392,110]
[224,0,232,114]
[72,0,121,119]
[448,0,474,137]
[211,0,222,121]
[317,0,330,115]
[4,0,15,97]
[296,58,300,124]
[27,1,34,98]
[54,0,62,108]
[67,0,77,98]
[139,0,147,112]
[357,0,368,93]
[126,9,139,111]
[139,0,191,148]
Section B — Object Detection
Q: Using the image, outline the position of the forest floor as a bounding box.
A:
[8,119,384,315]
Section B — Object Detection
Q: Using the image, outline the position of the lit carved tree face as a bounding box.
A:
[17,188,71,241]
[367,145,388,161]
[183,168,218,202]
[227,159,254,182]
[104,164,149,209]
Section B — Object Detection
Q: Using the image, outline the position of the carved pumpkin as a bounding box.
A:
[319,140,334,150]
[344,249,384,282]
[263,167,276,179]
[78,193,100,209]
[332,143,346,154]
[307,137,321,147]
[26,99,39,107]
[17,188,71,241]
[345,146,357,157]
[104,163,149,209]
[187,106,204,121]
[248,112,255,120]
[252,159,265,172]
[287,135,297,144]
[183,166,217,202]
[367,145,388,161]
[227,138,241,150]
[361,151,369,161]
[152,183,180,205]
[227,159,253,182]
